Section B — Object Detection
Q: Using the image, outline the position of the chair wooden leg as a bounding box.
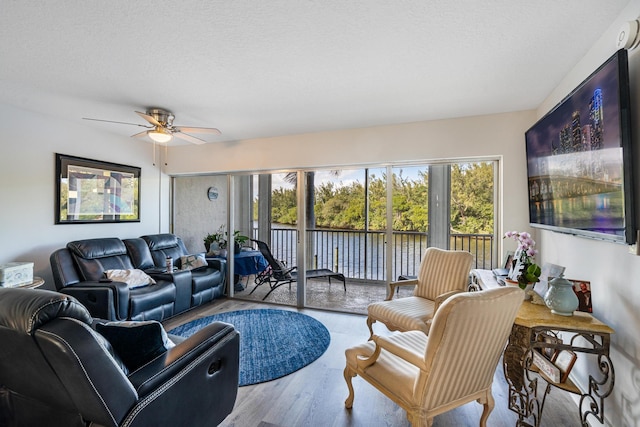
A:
[343,366,356,409]
[366,316,375,340]
[478,391,494,427]
[407,410,433,427]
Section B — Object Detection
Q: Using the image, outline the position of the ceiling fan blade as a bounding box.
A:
[174,126,221,135]
[135,111,162,127]
[131,130,150,139]
[173,131,207,145]
[83,117,151,128]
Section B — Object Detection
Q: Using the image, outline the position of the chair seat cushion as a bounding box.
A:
[129,281,176,317]
[368,296,435,334]
[345,341,419,406]
[191,268,223,293]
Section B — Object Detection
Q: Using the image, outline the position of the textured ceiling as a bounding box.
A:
[0,1,630,144]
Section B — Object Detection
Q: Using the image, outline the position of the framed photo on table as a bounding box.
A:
[536,332,561,360]
[553,349,577,383]
[569,279,592,313]
[507,249,523,281]
[55,153,141,224]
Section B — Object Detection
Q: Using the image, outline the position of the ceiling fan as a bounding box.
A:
[83,108,221,145]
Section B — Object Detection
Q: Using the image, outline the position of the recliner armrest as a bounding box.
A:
[128,322,239,397]
[147,268,192,283]
[206,258,226,271]
[60,281,130,320]
[146,269,192,314]
[120,321,239,426]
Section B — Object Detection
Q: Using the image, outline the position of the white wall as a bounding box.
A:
[166,110,537,245]
[530,2,640,425]
[0,104,170,289]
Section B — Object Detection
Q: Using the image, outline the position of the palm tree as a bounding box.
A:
[283,171,316,228]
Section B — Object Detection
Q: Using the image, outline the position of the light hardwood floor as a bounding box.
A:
[163,298,583,427]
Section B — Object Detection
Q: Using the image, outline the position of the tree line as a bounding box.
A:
[266,163,494,234]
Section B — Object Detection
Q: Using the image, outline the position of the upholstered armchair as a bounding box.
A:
[0,287,240,427]
[366,247,473,338]
[345,287,523,427]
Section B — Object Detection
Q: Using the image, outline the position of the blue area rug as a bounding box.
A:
[168,309,330,386]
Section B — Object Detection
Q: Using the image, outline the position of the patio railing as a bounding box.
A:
[255,227,495,282]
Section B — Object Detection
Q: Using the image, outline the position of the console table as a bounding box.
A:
[471,269,615,427]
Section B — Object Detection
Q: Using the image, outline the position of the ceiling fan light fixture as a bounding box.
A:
[148,127,172,143]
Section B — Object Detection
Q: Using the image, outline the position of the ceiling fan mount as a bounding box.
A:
[146,108,175,127]
[83,107,221,145]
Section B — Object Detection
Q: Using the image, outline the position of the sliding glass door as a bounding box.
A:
[171,158,498,313]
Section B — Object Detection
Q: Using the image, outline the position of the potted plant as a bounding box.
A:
[204,226,249,254]
[230,230,249,252]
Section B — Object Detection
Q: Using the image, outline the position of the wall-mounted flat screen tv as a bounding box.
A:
[525,49,635,244]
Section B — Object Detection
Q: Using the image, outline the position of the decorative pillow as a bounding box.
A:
[180,253,208,271]
[95,320,175,372]
[104,269,156,289]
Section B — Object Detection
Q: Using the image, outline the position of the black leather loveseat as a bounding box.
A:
[50,234,226,322]
[0,287,239,427]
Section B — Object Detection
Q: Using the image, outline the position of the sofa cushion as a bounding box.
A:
[128,281,176,320]
[142,234,180,251]
[123,238,156,270]
[67,238,135,281]
[104,269,156,289]
[67,238,128,259]
[95,320,174,372]
[141,234,188,269]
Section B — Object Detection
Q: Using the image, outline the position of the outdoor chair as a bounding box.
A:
[250,239,298,300]
[344,287,523,427]
[250,239,347,301]
[366,247,473,338]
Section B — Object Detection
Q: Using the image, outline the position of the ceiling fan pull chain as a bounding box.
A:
[164,142,168,166]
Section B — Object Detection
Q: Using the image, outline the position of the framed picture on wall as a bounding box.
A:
[55,153,141,224]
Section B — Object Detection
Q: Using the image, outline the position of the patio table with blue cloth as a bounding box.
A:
[208,250,269,292]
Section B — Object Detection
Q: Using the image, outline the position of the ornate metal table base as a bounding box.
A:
[470,270,615,426]
[504,323,614,427]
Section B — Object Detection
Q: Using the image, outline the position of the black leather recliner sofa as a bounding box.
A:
[0,287,239,427]
[50,234,225,321]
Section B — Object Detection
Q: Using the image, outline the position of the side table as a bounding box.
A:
[471,269,614,426]
[12,276,44,289]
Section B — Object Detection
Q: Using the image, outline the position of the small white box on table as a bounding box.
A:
[0,262,34,287]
